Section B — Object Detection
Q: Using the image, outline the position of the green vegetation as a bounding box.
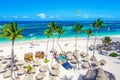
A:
[0,22,24,79]
[84,28,93,55]
[73,23,84,51]
[48,22,58,50]
[91,18,106,57]
[109,52,118,57]
[101,36,112,45]
[57,26,65,52]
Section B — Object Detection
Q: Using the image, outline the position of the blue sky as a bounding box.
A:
[0,0,120,21]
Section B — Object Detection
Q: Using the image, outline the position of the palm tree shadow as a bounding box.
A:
[60,75,73,80]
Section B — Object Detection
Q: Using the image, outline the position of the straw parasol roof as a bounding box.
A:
[36,72,46,80]
[52,64,60,70]
[83,57,89,62]
[83,68,116,80]
[17,60,26,66]
[33,61,41,67]
[66,53,75,60]
[0,66,6,73]
[17,68,26,75]
[92,60,100,67]
[81,62,90,69]
[50,70,60,76]
[2,70,11,78]
[24,74,34,80]
[0,56,5,61]
[90,56,97,61]
[99,59,107,66]
[80,52,87,58]
[39,65,47,72]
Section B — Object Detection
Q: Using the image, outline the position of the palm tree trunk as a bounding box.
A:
[57,36,63,53]
[11,40,15,79]
[75,34,78,51]
[86,36,89,55]
[51,35,55,70]
[46,38,49,59]
[52,36,55,50]
[93,30,98,57]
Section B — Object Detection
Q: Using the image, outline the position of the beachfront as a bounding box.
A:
[0,36,120,80]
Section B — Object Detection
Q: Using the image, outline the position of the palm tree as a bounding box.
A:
[57,26,65,52]
[73,23,84,51]
[101,36,112,46]
[48,22,58,50]
[85,28,93,55]
[44,29,53,59]
[73,23,84,69]
[91,18,105,57]
[0,22,24,79]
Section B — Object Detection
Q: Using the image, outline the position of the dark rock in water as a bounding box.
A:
[83,68,116,80]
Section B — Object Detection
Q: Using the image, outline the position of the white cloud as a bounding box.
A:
[37,13,46,19]
[22,16,28,18]
[12,16,18,18]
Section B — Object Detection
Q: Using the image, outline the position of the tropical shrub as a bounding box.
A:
[109,52,118,57]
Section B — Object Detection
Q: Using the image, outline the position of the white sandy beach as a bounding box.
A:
[0,36,120,80]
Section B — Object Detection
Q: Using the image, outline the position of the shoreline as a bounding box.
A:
[0,35,120,46]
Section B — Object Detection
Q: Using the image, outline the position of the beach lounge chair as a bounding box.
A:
[57,54,67,63]
[62,62,72,70]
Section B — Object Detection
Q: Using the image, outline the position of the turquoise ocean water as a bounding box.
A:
[0,21,120,43]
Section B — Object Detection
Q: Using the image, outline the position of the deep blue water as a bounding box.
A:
[0,21,120,43]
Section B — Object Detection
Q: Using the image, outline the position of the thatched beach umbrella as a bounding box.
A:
[70,59,78,64]
[81,62,90,69]
[0,56,5,61]
[52,64,60,70]
[0,66,6,73]
[50,70,60,76]
[23,62,31,68]
[24,74,34,80]
[36,72,46,80]
[17,68,26,76]
[90,56,97,61]
[39,65,47,72]
[17,60,26,66]
[83,57,89,62]
[92,60,100,67]
[66,53,75,60]
[83,68,116,80]
[80,52,87,58]
[33,61,41,67]
[99,59,107,66]
[2,70,11,78]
